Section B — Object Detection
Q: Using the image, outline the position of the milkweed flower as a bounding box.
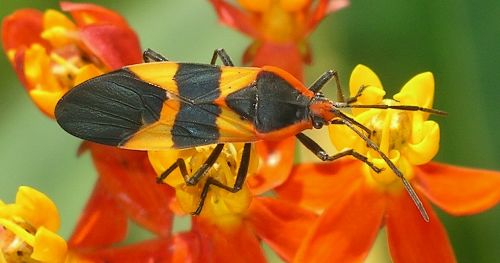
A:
[2,1,176,255]
[149,144,317,262]
[209,0,348,79]
[0,186,67,263]
[1,1,141,118]
[209,0,349,194]
[276,64,500,262]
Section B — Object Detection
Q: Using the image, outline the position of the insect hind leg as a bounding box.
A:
[143,48,169,62]
[192,143,251,215]
[210,48,234,66]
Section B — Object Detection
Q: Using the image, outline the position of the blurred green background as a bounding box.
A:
[0,1,498,262]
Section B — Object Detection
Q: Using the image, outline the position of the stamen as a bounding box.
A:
[49,53,79,75]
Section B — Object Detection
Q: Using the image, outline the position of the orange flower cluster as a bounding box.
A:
[1,1,499,263]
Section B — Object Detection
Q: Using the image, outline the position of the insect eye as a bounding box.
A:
[312,117,324,129]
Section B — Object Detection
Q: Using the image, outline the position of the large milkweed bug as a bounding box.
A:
[55,49,446,220]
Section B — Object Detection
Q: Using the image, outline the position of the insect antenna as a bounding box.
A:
[333,109,430,222]
[335,102,448,116]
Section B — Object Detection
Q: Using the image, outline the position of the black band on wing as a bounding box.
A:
[55,69,167,146]
[171,63,222,148]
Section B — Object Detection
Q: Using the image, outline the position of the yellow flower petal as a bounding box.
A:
[393,72,434,120]
[30,89,67,118]
[368,150,401,185]
[24,44,62,93]
[328,109,378,152]
[31,227,67,263]
[349,64,385,115]
[403,120,440,165]
[43,9,76,31]
[14,186,60,232]
[148,149,197,187]
[41,26,74,48]
[74,64,103,86]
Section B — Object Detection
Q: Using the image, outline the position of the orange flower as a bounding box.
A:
[1,2,141,118]
[149,144,317,262]
[2,2,176,259]
[68,143,175,251]
[276,65,500,262]
[0,186,177,263]
[209,0,348,79]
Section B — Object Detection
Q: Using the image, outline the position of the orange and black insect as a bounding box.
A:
[55,49,445,219]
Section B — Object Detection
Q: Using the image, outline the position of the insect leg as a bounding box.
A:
[296,133,382,173]
[210,48,234,66]
[185,144,225,185]
[192,143,252,215]
[156,144,224,185]
[143,48,169,62]
[156,158,189,183]
[331,110,372,136]
[308,70,335,93]
[339,117,430,222]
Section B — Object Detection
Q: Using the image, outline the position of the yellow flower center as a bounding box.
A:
[149,144,257,229]
[0,221,38,263]
[363,105,415,190]
[0,187,67,263]
[369,110,411,154]
[239,0,307,43]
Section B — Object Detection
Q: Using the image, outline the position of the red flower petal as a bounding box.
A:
[68,178,127,249]
[294,181,386,263]
[60,1,129,28]
[248,138,295,194]
[87,143,175,237]
[275,159,363,212]
[386,191,456,263]
[415,162,500,215]
[250,43,304,80]
[165,232,203,263]
[208,0,258,38]
[307,0,349,35]
[80,24,142,69]
[82,239,174,263]
[246,197,317,262]
[193,218,266,263]
[10,47,29,89]
[1,9,48,51]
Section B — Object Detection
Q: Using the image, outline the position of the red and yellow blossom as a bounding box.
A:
[2,1,177,256]
[0,186,177,263]
[209,0,349,79]
[1,1,141,118]
[1,186,67,263]
[276,64,500,262]
[149,144,317,262]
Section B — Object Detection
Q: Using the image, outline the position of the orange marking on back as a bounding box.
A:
[127,62,179,94]
[218,66,261,98]
[122,97,181,150]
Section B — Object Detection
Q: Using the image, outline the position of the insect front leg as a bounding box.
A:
[210,48,234,66]
[296,133,383,173]
[143,48,169,62]
[193,143,252,215]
